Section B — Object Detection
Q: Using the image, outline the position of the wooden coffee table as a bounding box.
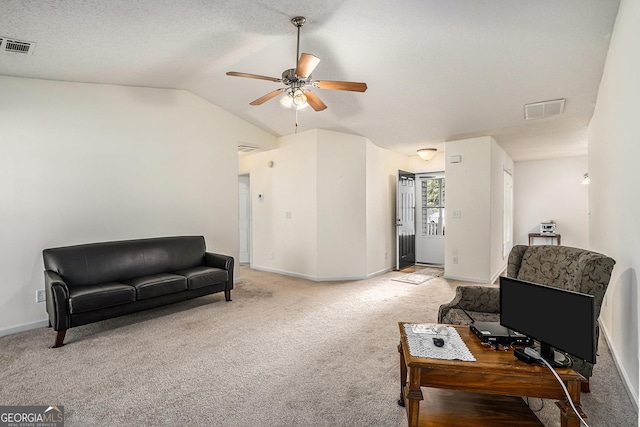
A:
[398,323,586,427]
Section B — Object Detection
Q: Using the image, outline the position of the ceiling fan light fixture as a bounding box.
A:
[417,148,437,161]
[280,91,308,110]
[292,89,307,106]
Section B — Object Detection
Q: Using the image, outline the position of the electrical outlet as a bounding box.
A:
[36,290,46,303]
[452,256,458,264]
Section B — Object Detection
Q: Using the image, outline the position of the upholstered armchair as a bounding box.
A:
[438,244,615,390]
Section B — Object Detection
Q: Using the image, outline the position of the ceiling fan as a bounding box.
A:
[226,16,368,112]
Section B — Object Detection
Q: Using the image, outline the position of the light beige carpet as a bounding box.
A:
[0,266,636,426]
[392,266,444,285]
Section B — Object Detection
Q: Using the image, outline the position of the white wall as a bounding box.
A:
[513,156,589,248]
[366,143,410,275]
[0,76,276,334]
[239,130,319,278]
[317,131,368,279]
[587,0,639,405]
[444,136,512,283]
[240,129,408,280]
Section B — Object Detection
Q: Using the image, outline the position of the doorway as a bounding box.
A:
[396,170,416,270]
[415,172,445,265]
[238,174,251,264]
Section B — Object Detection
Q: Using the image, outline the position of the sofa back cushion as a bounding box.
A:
[516,245,583,292]
[43,236,206,287]
[511,244,615,320]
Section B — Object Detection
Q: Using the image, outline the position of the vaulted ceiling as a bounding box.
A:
[0,0,620,160]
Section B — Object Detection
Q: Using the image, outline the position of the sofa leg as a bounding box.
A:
[581,379,590,393]
[52,330,66,348]
[225,289,232,302]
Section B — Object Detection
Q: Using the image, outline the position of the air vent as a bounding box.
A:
[524,99,565,120]
[1,37,36,55]
[238,145,259,153]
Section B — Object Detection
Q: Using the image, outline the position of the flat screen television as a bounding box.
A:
[499,276,596,366]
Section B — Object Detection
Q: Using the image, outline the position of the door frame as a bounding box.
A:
[238,173,252,265]
[396,170,416,270]
[415,171,445,265]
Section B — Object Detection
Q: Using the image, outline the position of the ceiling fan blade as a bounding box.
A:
[250,88,285,105]
[305,91,327,111]
[316,80,368,92]
[226,71,281,82]
[295,53,321,78]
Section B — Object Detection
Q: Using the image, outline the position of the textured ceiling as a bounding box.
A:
[0,0,620,160]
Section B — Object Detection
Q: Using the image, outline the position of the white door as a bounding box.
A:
[415,173,445,265]
[238,174,251,264]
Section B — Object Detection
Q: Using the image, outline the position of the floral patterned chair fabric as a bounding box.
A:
[437,244,615,381]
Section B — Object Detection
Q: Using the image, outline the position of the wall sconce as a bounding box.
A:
[417,148,437,161]
[581,172,590,185]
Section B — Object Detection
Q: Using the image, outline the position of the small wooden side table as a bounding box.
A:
[528,233,561,246]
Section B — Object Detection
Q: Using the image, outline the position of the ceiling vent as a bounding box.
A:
[1,37,36,55]
[524,99,565,120]
[238,145,259,153]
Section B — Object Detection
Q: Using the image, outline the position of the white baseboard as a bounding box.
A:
[600,321,639,411]
[367,267,393,278]
[443,274,494,284]
[249,265,376,282]
[0,319,49,338]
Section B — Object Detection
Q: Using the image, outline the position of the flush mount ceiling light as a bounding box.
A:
[417,148,437,161]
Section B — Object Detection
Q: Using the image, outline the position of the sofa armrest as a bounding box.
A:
[204,252,234,289]
[507,245,528,278]
[44,270,70,331]
[437,285,500,323]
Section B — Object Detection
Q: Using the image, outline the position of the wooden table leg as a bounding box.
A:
[398,342,423,426]
[556,379,584,427]
[405,367,424,427]
[398,343,407,407]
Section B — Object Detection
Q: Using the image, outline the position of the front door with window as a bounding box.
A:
[416,173,445,265]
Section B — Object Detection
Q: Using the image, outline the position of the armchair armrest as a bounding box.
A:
[507,245,529,278]
[204,252,234,290]
[44,270,70,331]
[437,285,500,323]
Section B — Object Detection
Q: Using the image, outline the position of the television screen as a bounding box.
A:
[500,276,596,364]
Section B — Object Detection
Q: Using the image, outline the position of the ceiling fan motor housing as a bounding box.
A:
[282,69,310,88]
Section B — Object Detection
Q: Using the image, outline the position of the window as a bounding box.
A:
[421,177,445,236]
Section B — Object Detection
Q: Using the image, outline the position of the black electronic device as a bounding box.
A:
[470,321,534,346]
[500,276,596,366]
[433,337,445,347]
[514,348,539,364]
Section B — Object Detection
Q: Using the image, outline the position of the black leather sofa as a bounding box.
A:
[43,236,234,347]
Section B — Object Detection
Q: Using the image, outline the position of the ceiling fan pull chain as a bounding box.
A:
[295,108,299,134]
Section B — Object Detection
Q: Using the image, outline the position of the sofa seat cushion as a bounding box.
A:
[68,283,136,314]
[175,266,227,290]
[126,273,187,300]
[440,309,499,326]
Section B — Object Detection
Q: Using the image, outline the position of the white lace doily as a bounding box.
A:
[404,323,476,362]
